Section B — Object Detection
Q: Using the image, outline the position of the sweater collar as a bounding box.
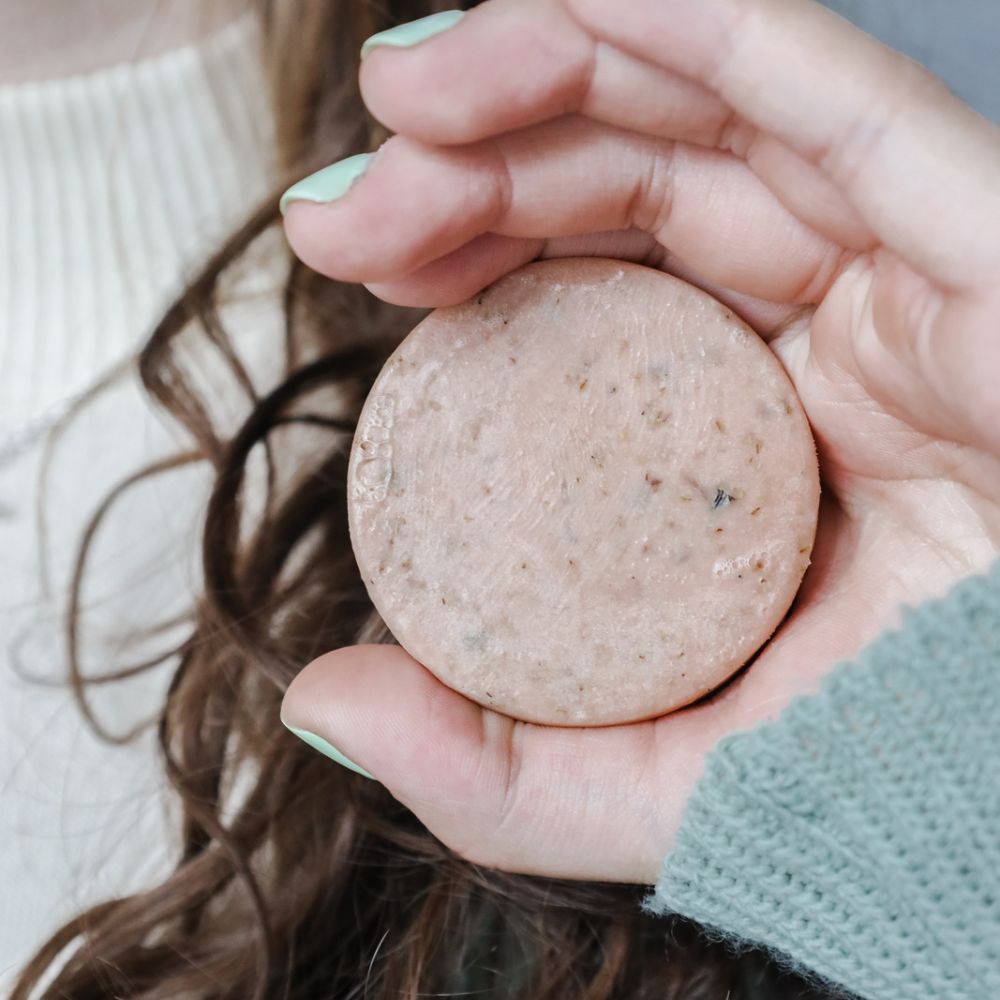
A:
[0,12,276,440]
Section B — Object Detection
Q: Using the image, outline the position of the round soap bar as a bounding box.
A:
[348,258,819,727]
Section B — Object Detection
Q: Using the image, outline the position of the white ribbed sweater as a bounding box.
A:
[0,15,277,988]
[0,13,274,453]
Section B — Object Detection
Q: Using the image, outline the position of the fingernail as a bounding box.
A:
[279,152,373,215]
[360,9,466,61]
[283,721,376,780]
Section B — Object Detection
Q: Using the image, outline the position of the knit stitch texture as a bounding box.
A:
[642,561,1000,1000]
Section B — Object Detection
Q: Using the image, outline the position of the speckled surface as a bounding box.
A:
[348,259,820,726]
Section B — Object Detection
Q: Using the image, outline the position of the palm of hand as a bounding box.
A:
[418,235,1000,886]
[281,0,1000,888]
[668,246,1000,855]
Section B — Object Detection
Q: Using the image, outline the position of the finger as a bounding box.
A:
[362,5,873,249]
[569,0,1000,288]
[585,46,873,250]
[365,232,543,307]
[280,644,671,883]
[368,227,801,336]
[284,116,845,305]
[742,134,873,251]
[365,229,664,307]
[362,8,730,149]
[360,0,1000,289]
[650,248,804,337]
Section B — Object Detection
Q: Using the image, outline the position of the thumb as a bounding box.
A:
[279,644,670,883]
[280,644,517,863]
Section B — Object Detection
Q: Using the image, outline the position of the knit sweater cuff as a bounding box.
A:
[641,562,1000,1000]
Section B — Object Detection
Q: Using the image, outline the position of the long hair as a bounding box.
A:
[12,2,847,997]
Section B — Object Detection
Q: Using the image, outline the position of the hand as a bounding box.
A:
[279,0,1000,884]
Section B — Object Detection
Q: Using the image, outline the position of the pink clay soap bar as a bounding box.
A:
[348,258,819,727]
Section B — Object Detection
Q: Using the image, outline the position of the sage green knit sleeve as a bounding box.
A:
[641,562,1000,1000]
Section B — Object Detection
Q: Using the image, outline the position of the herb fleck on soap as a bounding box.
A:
[713,488,735,509]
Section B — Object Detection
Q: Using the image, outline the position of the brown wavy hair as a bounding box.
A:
[13,2,853,998]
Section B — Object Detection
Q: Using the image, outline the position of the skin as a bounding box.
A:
[280,0,1000,885]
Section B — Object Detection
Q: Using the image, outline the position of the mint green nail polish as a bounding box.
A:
[284,722,376,780]
[360,9,466,60]
[279,153,372,215]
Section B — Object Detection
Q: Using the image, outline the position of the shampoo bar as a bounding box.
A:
[348,259,820,726]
